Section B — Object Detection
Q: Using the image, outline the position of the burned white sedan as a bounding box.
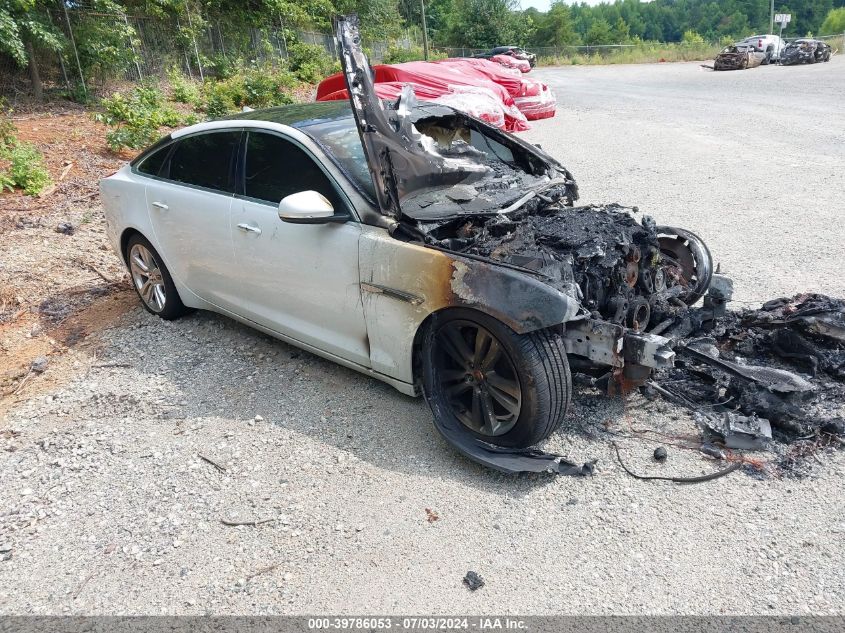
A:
[100,16,718,473]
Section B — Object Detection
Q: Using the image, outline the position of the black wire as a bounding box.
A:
[612,442,742,484]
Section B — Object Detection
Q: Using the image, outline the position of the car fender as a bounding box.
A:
[358,226,581,384]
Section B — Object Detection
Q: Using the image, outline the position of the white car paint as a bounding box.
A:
[737,34,786,60]
[101,120,425,395]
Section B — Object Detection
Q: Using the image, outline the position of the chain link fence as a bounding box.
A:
[0,6,416,100]
[2,6,843,101]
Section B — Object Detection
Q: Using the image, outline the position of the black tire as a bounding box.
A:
[421,309,571,449]
[125,234,189,320]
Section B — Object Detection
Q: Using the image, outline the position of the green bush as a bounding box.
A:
[201,67,297,117]
[0,98,16,153]
[0,142,52,195]
[682,30,706,45]
[286,42,338,83]
[202,81,239,118]
[205,53,243,80]
[166,67,201,105]
[382,46,447,64]
[94,84,186,151]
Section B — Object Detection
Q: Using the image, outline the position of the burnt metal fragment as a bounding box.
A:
[699,444,726,460]
[429,398,596,475]
[463,571,485,591]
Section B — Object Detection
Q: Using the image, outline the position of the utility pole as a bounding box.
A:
[421,0,429,60]
[770,0,774,34]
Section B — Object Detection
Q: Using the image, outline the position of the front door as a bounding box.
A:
[230,130,370,366]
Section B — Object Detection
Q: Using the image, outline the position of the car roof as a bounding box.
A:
[225,101,354,128]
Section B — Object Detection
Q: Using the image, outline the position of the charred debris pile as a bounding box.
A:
[651,294,845,449]
[416,202,845,461]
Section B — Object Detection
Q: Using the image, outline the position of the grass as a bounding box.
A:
[536,41,722,66]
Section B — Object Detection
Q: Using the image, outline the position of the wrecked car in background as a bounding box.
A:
[781,39,832,65]
[714,44,766,70]
[473,45,537,69]
[736,34,786,64]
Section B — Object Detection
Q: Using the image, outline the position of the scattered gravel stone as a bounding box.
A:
[30,356,49,373]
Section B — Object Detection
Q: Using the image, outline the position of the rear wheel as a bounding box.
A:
[125,234,188,320]
[422,309,571,449]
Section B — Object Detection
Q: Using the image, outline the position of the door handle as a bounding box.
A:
[237,223,262,235]
[151,201,169,210]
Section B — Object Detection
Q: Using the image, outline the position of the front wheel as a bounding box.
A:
[421,310,571,449]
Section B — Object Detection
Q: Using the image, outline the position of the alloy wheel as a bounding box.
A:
[434,320,522,437]
[128,243,167,313]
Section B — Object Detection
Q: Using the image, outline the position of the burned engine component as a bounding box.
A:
[419,204,712,333]
[781,39,832,65]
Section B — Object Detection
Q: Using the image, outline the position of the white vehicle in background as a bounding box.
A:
[736,34,786,64]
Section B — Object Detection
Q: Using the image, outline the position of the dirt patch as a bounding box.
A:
[0,287,135,417]
[1,108,129,233]
[0,106,136,419]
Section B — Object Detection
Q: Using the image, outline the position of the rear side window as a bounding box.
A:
[243,131,343,210]
[136,145,171,177]
[167,131,241,193]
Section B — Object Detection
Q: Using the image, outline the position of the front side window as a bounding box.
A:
[243,132,344,210]
[301,119,376,201]
[167,131,241,193]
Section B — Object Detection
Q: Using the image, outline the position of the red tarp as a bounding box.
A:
[316,58,555,131]
[319,82,508,130]
[490,54,532,73]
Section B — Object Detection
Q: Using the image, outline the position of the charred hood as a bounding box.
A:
[334,14,576,221]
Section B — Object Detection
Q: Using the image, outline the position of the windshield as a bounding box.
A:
[301,117,377,202]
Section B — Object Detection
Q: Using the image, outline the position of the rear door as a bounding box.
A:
[229,130,370,366]
[144,130,241,308]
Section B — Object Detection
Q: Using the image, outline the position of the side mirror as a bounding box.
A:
[278,190,346,224]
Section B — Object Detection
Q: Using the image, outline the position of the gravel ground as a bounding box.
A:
[1,59,844,615]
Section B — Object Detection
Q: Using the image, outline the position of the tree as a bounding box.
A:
[443,0,527,47]
[0,0,64,99]
[585,18,614,45]
[820,7,845,33]
[611,17,630,42]
[537,1,578,46]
